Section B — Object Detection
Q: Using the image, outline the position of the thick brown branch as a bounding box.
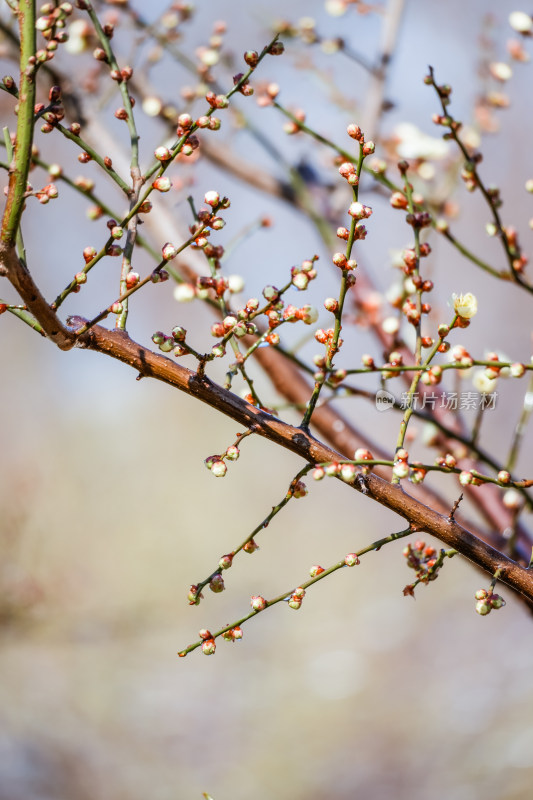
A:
[73,320,533,605]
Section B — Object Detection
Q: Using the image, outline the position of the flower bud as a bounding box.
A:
[354,448,373,462]
[392,461,409,479]
[154,146,171,161]
[489,594,506,610]
[209,573,225,593]
[211,460,227,477]
[344,553,360,567]
[204,190,220,207]
[340,464,356,483]
[251,595,267,611]
[202,639,216,655]
[309,565,325,577]
[218,554,233,570]
[459,470,473,486]
[510,362,525,378]
[153,176,172,192]
[301,305,318,324]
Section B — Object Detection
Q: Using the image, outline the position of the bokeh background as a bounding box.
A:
[1,1,533,798]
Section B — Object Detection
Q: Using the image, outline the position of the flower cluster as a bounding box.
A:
[474,589,506,616]
[403,540,441,594]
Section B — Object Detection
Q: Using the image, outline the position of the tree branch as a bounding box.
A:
[70,318,533,605]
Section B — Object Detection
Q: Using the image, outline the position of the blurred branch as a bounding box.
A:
[362,0,406,140]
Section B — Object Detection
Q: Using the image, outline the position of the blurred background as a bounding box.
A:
[1,1,533,798]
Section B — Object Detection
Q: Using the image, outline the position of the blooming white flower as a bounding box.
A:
[142,96,163,117]
[325,0,347,16]
[472,370,496,393]
[509,11,533,34]
[503,489,523,510]
[228,274,245,293]
[452,292,478,319]
[489,61,513,82]
[174,283,196,302]
[393,122,449,161]
[382,316,400,335]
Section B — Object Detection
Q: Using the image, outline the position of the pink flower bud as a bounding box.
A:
[459,470,473,486]
[309,565,325,577]
[390,192,408,209]
[510,362,525,377]
[498,470,511,484]
[204,190,220,207]
[347,123,362,140]
[154,146,171,161]
[324,462,340,477]
[202,639,216,655]
[293,480,308,498]
[263,285,279,301]
[209,573,225,593]
[251,595,267,611]
[340,464,356,483]
[392,462,409,479]
[344,553,360,567]
[489,594,505,610]
[292,272,309,290]
[126,271,140,289]
[162,242,178,260]
[211,460,227,477]
[218,554,233,570]
[153,176,171,192]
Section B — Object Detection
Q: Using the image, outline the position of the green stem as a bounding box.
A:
[178,526,413,657]
[300,146,364,429]
[1,299,44,334]
[85,5,140,171]
[394,315,458,464]
[1,0,35,246]
[429,68,533,294]
[55,122,131,194]
[73,229,205,336]
[190,464,313,599]
[505,373,533,473]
